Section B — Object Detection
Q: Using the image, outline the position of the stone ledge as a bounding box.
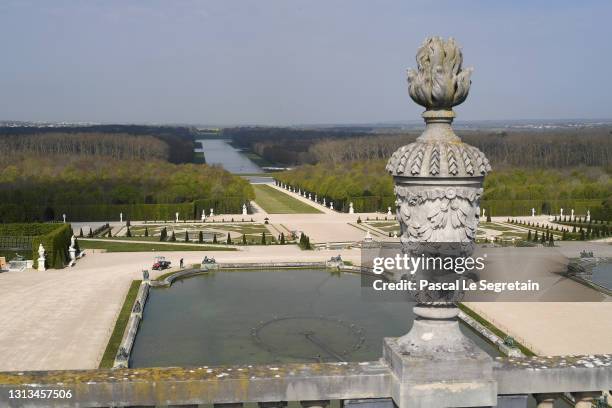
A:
[0,355,610,407]
[0,361,391,407]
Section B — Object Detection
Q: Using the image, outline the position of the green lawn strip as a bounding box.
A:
[99,280,142,368]
[131,224,267,236]
[253,185,322,214]
[505,222,572,239]
[367,221,398,227]
[79,240,235,252]
[107,236,159,242]
[458,303,535,357]
[365,221,400,233]
[479,222,519,232]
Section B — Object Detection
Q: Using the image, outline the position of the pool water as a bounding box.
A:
[592,261,612,290]
[131,269,498,367]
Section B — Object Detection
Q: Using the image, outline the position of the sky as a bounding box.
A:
[0,0,610,125]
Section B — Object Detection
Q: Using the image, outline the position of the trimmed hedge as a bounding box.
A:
[0,197,248,222]
[481,199,603,217]
[591,205,612,221]
[32,223,72,269]
[0,223,71,269]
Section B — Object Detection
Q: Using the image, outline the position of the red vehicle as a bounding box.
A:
[152,256,171,270]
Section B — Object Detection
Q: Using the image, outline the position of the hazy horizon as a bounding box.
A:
[1,0,611,125]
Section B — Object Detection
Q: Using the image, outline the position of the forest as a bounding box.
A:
[0,130,253,222]
[0,124,196,163]
[0,133,169,161]
[228,126,612,169]
[310,129,611,168]
[224,126,372,165]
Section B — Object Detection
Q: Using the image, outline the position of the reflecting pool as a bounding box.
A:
[131,269,498,367]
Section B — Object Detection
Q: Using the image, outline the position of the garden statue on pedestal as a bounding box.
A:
[349,202,354,214]
[69,235,77,264]
[37,244,46,272]
[242,204,248,215]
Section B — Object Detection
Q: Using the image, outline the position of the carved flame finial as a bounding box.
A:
[407,37,473,111]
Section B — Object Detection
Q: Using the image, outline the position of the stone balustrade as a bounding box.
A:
[0,355,609,407]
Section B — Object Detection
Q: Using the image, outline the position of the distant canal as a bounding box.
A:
[195,139,262,174]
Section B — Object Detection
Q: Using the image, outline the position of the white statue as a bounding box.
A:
[62,213,66,223]
[364,230,373,242]
[210,208,214,217]
[298,188,301,195]
[571,209,574,220]
[201,209,206,222]
[586,210,591,222]
[330,202,334,210]
[387,207,392,217]
[120,212,123,223]
[37,244,46,272]
[69,235,77,262]
[314,194,318,203]
[175,212,179,223]
[531,208,535,217]
[308,193,312,200]
[482,208,486,218]
[560,208,564,218]
[349,202,354,214]
[242,204,248,215]
[323,198,326,206]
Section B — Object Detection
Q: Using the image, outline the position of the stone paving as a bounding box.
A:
[0,246,363,371]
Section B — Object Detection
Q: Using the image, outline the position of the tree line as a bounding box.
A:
[0,124,197,163]
[309,128,612,168]
[223,126,612,169]
[0,133,169,161]
[223,126,372,165]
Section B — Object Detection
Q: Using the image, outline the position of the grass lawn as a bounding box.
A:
[99,280,142,368]
[366,221,400,232]
[253,184,322,214]
[479,222,519,232]
[79,240,235,252]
